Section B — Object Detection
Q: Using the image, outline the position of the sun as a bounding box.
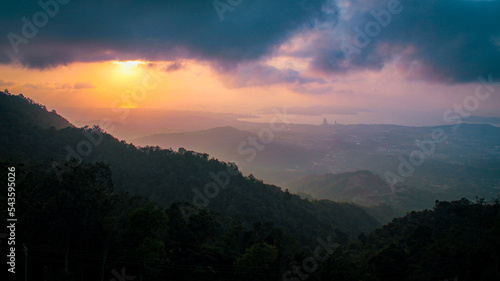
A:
[112,60,146,78]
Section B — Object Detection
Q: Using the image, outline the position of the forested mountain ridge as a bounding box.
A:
[287,163,500,224]
[314,199,500,281]
[0,90,73,130]
[0,91,379,243]
[134,124,322,176]
[2,160,498,280]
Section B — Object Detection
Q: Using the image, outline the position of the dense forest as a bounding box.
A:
[0,160,309,281]
[1,91,500,280]
[2,160,498,280]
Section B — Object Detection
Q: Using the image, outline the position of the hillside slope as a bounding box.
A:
[314,199,500,281]
[0,91,380,243]
[288,170,395,206]
[0,91,73,129]
[134,125,322,173]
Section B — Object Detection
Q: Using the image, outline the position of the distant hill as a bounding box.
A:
[288,170,408,223]
[132,113,500,191]
[287,162,500,224]
[135,126,252,152]
[288,170,395,206]
[134,125,323,173]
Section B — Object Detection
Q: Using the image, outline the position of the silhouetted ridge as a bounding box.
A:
[0,92,380,246]
[0,90,74,129]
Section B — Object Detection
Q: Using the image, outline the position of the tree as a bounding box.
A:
[235,243,279,281]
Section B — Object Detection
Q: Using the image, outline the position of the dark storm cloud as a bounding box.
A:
[164,61,186,72]
[224,63,325,87]
[311,0,500,83]
[0,0,333,69]
[4,0,498,84]
[0,51,12,64]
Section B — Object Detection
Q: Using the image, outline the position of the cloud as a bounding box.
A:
[223,63,325,87]
[0,52,12,64]
[23,82,94,90]
[23,82,54,90]
[287,84,354,95]
[59,83,71,89]
[257,105,371,115]
[163,61,186,72]
[0,0,336,69]
[307,0,500,83]
[0,79,14,87]
[3,0,498,85]
[73,82,95,89]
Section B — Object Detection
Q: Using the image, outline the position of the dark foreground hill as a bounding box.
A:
[2,160,498,280]
[313,199,500,281]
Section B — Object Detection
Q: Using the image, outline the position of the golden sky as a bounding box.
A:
[1,58,498,127]
[1,0,500,126]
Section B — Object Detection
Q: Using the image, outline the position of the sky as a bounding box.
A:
[1,0,500,127]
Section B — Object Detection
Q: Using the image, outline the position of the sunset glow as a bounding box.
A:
[112,61,146,78]
[0,0,499,126]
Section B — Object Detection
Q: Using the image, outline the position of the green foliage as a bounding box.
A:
[235,243,279,281]
[315,199,500,281]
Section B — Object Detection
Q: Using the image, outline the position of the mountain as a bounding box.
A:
[288,170,395,206]
[287,170,408,223]
[287,163,500,223]
[0,91,379,243]
[133,121,500,192]
[0,91,73,129]
[313,199,500,281]
[134,125,323,177]
[135,126,252,153]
